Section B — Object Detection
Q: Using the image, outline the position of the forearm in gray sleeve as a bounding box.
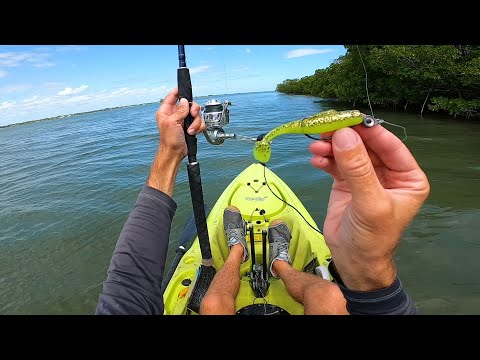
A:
[95,186,177,315]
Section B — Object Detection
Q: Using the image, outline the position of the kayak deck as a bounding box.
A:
[163,163,332,315]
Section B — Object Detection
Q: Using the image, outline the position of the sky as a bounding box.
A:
[0,45,346,126]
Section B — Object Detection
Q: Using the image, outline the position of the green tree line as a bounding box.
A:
[276,45,480,119]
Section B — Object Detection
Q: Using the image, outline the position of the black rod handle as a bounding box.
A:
[177,67,192,103]
[177,66,193,130]
[177,67,197,161]
[187,162,212,262]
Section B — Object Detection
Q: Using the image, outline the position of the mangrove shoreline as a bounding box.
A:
[276,45,480,120]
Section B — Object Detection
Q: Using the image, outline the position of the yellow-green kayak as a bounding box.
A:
[163,163,332,315]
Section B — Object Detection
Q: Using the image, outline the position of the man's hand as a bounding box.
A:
[155,87,205,162]
[309,125,430,291]
[147,88,205,196]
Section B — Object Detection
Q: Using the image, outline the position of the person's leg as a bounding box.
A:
[200,244,243,314]
[269,220,348,315]
[200,206,249,315]
[273,261,348,314]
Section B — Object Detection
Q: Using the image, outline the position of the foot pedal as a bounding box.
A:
[187,264,216,314]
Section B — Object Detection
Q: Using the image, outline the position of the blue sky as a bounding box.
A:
[0,45,346,126]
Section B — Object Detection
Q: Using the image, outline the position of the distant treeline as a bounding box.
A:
[276,45,480,119]
[0,102,157,129]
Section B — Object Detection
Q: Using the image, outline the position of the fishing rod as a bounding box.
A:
[177,45,213,268]
[161,204,210,294]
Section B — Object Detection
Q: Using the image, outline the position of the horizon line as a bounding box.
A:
[0,90,276,129]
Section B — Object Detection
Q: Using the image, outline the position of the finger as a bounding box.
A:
[157,88,179,119]
[320,131,335,140]
[190,101,201,118]
[312,135,383,169]
[311,132,382,167]
[365,144,383,168]
[353,124,419,172]
[162,87,179,107]
[332,127,386,207]
[171,98,190,124]
[197,118,206,133]
[309,141,333,158]
[310,155,343,180]
[187,112,205,135]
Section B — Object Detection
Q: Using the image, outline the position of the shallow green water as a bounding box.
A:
[1,91,479,314]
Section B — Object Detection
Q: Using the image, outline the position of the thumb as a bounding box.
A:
[172,98,190,123]
[332,127,385,207]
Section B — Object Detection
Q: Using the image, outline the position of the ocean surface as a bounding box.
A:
[1,91,479,314]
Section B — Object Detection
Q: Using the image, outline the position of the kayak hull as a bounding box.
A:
[163,163,332,315]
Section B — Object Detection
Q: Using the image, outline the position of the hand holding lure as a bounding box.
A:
[253,109,381,163]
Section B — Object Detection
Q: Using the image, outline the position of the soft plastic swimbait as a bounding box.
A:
[254,110,377,163]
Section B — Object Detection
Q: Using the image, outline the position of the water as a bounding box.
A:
[1,91,479,314]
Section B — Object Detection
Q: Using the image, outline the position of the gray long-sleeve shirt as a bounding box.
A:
[95,186,176,315]
[95,186,417,315]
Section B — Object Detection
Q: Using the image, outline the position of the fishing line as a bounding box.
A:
[303,46,406,143]
[380,119,408,141]
[356,45,408,142]
[262,164,323,236]
[356,45,375,119]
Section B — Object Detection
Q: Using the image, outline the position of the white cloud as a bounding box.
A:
[0,84,171,126]
[21,96,52,106]
[0,50,55,68]
[62,95,92,105]
[0,101,14,110]
[33,62,55,68]
[236,48,253,55]
[22,96,39,103]
[57,85,89,96]
[0,84,32,94]
[0,70,7,78]
[42,81,66,89]
[0,52,28,67]
[109,87,131,97]
[190,65,211,75]
[286,48,333,59]
[0,46,84,71]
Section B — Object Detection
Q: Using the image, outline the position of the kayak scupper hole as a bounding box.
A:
[247,182,250,186]
[256,220,262,224]
[254,179,259,182]
[181,279,191,286]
